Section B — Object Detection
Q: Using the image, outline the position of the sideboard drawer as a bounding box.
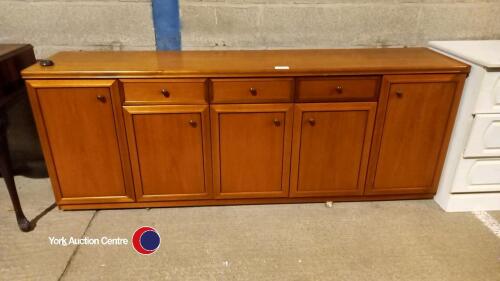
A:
[464,114,500,157]
[121,79,207,105]
[452,158,500,193]
[211,78,293,103]
[475,71,500,113]
[296,76,380,102]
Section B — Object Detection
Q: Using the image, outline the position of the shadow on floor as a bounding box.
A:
[27,202,57,231]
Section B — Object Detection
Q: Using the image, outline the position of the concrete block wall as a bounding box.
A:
[0,0,156,58]
[180,0,500,50]
[0,0,499,56]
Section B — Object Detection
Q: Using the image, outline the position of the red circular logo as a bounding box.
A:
[132,226,161,255]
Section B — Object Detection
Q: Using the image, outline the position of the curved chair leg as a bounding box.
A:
[0,112,32,232]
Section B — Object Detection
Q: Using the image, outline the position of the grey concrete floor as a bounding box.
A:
[1,176,499,281]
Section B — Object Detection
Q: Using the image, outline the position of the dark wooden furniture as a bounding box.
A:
[1,44,36,230]
[21,48,469,210]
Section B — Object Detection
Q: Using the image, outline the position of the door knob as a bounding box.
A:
[307,118,316,126]
[395,91,403,98]
[249,87,257,96]
[273,118,281,126]
[188,120,197,127]
[161,89,170,98]
[96,95,106,102]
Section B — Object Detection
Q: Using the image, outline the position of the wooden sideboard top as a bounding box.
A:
[21,48,469,79]
[0,44,32,61]
[0,44,36,101]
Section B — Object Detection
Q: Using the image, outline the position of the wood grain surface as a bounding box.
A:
[22,48,469,79]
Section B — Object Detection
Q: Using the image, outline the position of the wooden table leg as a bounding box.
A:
[0,111,32,232]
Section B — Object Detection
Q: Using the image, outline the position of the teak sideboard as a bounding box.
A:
[21,48,469,210]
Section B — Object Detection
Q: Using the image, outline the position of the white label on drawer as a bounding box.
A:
[274,65,290,70]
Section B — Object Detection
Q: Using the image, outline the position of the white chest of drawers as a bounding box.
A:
[430,40,500,212]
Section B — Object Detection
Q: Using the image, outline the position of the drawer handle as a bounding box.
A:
[96,95,106,103]
[188,120,197,127]
[249,87,257,96]
[273,118,281,127]
[396,91,403,98]
[335,85,343,94]
[307,118,316,126]
[161,89,170,98]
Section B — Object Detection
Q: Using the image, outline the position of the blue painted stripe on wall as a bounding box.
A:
[152,0,181,50]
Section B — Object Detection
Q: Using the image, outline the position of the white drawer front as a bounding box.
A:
[464,114,500,157]
[452,158,500,193]
[475,71,500,113]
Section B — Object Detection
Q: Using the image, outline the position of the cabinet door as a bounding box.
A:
[211,104,293,198]
[366,74,465,195]
[27,80,134,204]
[123,105,212,201]
[290,103,376,197]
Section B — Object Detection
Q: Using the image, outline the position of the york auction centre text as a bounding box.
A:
[49,236,129,246]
